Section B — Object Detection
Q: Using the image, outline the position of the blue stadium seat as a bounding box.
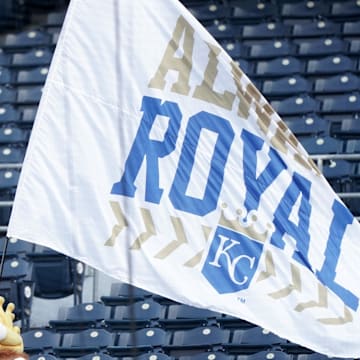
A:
[292,19,341,37]
[227,327,287,353]
[220,40,247,59]
[179,352,234,360]
[238,350,293,360]
[29,355,58,360]
[109,327,171,357]
[349,39,360,54]
[188,4,230,24]
[160,303,221,329]
[298,353,350,360]
[306,55,355,74]
[297,37,348,56]
[281,1,330,18]
[248,40,296,59]
[321,93,360,113]
[0,51,10,66]
[271,95,319,115]
[343,20,360,35]
[230,1,277,21]
[1,29,51,48]
[49,302,111,331]
[0,125,29,144]
[331,1,360,17]
[77,353,117,360]
[242,22,290,39]
[170,326,230,351]
[106,298,166,330]
[23,329,61,355]
[298,135,343,154]
[314,73,359,93]
[46,11,67,27]
[16,67,49,84]
[256,57,304,76]
[0,104,21,123]
[133,352,173,360]
[17,86,43,104]
[205,22,239,40]
[322,159,355,192]
[101,282,153,306]
[28,247,85,304]
[283,114,329,136]
[22,106,38,122]
[331,117,360,139]
[0,145,26,163]
[262,75,311,97]
[56,329,115,357]
[0,236,35,258]
[0,168,20,189]
[0,67,12,84]
[0,86,17,103]
[12,48,53,66]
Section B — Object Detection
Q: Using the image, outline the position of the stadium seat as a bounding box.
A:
[46,11,67,27]
[17,86,43,104]
[306,55,354,75]
[205,23,239,40]
[281,1,330,18]
[178,352,234,360]
[292,19,341,37]
[12,48,53,67]
[0,51,10,66]
[77,353,117,360]
[256,57,304,77]
[248,40,296,59]
[1,29,51,48]
[0,168,20,189]
[283,114,329,137]
[236,349,293,360]
[226,327,287,353]
[109,327,171,357]
[101,282,153,306]
[16,67,49,84]
[132,352,173,360]
[298,353,350,360]
[298,135,343,154]
[0,86,17,103]
[22,329,61,354]
[330,117,360,139]
[55,329,115,357]
[0,145,26,163]
[29,355,58,360]
[230,1,277,21]
[241,22,290,39]
[0,67,12,84]
[0,236,35,258]
[322,159,355,192]
[343,20,360,36]
[49,302,111,331]
[22,106,38,122]
[314,73,359,94]
[188,4,230,24]
[170,326,230,352]
[0,125,29,144]
[0,104,21,123]
[321,93,360,113]
[331,1,360,17]
[296,37,348,56]
[28,247,85,304]
[160,303,221,329]
[106,298,166,330]
[220,41,247,59]
[262,75,311,97]
[271,95,319,115]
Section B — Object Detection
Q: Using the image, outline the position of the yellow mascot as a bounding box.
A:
[0,297,27,360]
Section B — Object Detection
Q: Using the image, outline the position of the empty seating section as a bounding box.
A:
[0,0,359,357]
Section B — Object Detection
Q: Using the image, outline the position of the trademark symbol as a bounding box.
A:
[237,297,246,303]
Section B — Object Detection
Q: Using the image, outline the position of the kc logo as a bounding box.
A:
[202,226,263,294]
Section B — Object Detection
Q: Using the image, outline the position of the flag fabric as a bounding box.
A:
[7,0,360,356]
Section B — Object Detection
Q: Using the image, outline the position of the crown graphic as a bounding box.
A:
[218,204,273,243]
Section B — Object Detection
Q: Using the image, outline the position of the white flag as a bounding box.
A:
[7,0,360,356]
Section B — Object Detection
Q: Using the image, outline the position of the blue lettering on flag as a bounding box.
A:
[202,226,263,294]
